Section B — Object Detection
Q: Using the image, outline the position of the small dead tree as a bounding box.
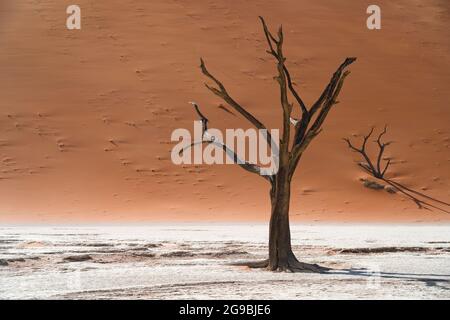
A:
[344,126,450,213]
[183,17,356,272]
[343,126,391,180]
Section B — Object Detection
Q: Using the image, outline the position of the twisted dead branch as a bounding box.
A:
[344,126,450,213]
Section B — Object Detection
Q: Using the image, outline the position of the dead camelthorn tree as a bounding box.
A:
[184,17,356,272]
[343,126,392,180]
[344,126,450,213]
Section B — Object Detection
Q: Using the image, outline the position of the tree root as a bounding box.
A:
[279,259,330,273]
[231,258,330,273]
[231,259,269,268]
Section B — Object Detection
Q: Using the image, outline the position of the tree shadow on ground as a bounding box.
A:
[331,267,450,291]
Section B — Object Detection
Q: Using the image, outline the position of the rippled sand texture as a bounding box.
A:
[1,224,449,299]
[0,0,449,222]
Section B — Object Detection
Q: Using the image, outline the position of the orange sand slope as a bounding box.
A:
[0,0,449,222]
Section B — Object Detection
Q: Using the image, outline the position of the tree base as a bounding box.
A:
[232,258,329,273]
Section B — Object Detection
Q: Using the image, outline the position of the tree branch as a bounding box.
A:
[375,125,390,176]
[199,59,264,130]
[291,59,355,160]
[288,63,354,178]
[259,16,308,116]
[182,102,273,183]
[309,57,356,118]
[258,17,292,152]
[342,127,378,177]
[200,58,274,150]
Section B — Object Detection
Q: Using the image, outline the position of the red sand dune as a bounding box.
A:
[0,0,449,222]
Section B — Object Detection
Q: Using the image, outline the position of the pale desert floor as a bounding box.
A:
[0,223,449,299]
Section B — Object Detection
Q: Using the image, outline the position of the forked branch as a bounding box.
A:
[343,127,381,178]
[199,59,273,149]
[258,16,356,178]
[258,17,292,152]
[180,102,272,183]
[259,16,307,116]
[289,62,355,177]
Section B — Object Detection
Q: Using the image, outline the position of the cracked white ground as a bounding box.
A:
[0,223,449,299]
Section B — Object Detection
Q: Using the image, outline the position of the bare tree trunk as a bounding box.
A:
[268,168,292,270]
[267,169,327,272]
